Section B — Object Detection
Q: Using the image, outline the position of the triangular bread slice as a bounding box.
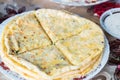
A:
[55,21,104,66]
[35,9,91,43]
[17,45,72,76]
[0,17,52,80]
[4,11,51,55]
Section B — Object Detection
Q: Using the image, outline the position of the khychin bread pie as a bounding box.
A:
[0,9,105,80]
[4,11,51,55]
[56,21,104,65]
[35,9,91,43]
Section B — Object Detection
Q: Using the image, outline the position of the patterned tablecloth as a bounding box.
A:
[0,0,119,80]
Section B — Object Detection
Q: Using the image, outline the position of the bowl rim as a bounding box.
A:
[100,8,120,39]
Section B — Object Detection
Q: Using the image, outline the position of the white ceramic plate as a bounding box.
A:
[100,8,120,39]
[51,0,108,6]
[0,11,110,80]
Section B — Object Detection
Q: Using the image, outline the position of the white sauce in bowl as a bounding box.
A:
[104,13,120,36]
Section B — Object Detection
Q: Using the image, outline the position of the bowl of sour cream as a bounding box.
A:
[100,8,120,39]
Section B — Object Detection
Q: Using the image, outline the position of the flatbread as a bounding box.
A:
[4,11,51,54]
[17,45,72,76]
[9,45,100,78]
[53,54,102,80]
[0,14,51,80]
[35,9,92,42]
[0,9,105,80]
[56,21,104,65]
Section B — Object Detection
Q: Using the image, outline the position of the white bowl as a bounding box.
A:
[100,8,120,39]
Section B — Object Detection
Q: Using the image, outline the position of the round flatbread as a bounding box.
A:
[0,9,105,80]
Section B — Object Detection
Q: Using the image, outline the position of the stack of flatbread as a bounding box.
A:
[0,9,105,80]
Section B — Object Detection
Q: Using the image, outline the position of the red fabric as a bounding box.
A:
[118,65,120,70]
[93,1,120,18]
[0,62,9,70]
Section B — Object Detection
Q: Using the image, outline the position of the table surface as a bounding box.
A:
[0,0,118,80]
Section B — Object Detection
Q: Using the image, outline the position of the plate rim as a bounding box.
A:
[51,0,108,6]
